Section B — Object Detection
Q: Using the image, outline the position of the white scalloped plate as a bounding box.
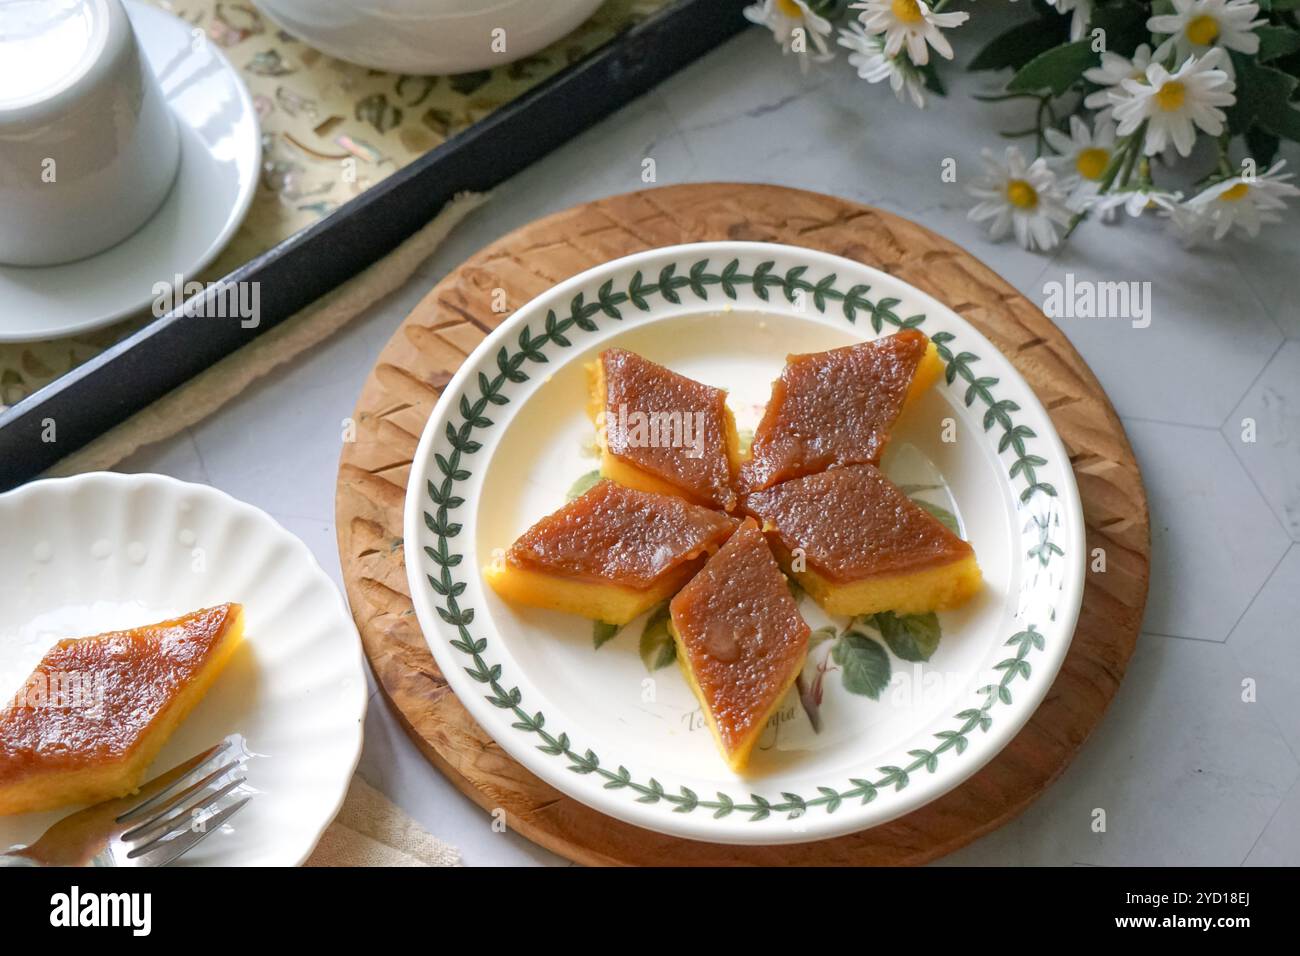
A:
[0,472,366,865]
[405,241,1085,845]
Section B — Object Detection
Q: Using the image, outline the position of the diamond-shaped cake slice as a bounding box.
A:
[484,480,737,626]
[587,348,741,511]
[0,604,245,816]
[745,463,980,616]
[738,329,943,494]
[668,519,810,772]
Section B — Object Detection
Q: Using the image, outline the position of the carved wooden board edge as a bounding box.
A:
[335,182,1150,866]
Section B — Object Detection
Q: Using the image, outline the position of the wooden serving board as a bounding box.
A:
[335,183,1149,865]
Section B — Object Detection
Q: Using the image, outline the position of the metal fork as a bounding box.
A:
[0,735,253,867]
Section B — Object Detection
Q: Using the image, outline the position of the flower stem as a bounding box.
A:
[1117,133,1142,189]
[1138,157,1153,189]
[1216,134,1233,177]
[1063,123,1145,239]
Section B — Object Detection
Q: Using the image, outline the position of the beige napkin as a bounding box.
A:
[305,776,459,867]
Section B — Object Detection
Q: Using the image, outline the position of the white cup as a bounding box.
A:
[0,0,181,266]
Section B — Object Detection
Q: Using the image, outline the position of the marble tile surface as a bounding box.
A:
[1043,229,1283,429]
[1244,779,1300,867]
[112,14,1300,865]
[941,631,1298,866]
[1124,418,1291,642]
[1225,341,1300,540]
[1230,546,1300,759]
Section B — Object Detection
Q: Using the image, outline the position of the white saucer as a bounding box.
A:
[0,2,260,342]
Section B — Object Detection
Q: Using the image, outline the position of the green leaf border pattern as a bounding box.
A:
[423,257,1059,822]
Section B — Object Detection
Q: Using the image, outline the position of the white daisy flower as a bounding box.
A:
[1166,200,1216,243]
[1083,43,1154,116]
[1147,0,1264,69]
[744,0,834,68]
[1111,48,1235,157]
[1179,160,1300,239]
[1044,0,1093,41]
[1044,115,1117,205]
[837,21,928,108]
[966,146,1074,251]
[851,0,970,67]
[1085,187,1184,220]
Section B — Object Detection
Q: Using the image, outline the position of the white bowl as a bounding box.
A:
[404,241,1086,845]
[251,0,606,74]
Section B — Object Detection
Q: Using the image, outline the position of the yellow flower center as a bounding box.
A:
[1006,179,1039,209]
[891,0,925,24]
[776,0,803,17]
[1155,81,1186,112]
[1186,15,1220,46]
[1075,148,1110,181]
[1220,182,1250,202]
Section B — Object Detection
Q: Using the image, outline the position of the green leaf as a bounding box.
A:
[787,577,805,603]
[969,16,1069,73]
[913,497,960,535]
[1251,66,1300,142]
[818,786,843,813]
[1246,125,1280,167]
[592,620,619,649]
[638,603,676,671]
[1087,3,1150,58]
[1229,55,1300,141]
[1272,46,1300,81]
[874,612,943,663]
[1257,25,1300,62]
[877,765,909,791]
[805,0,849,17]
[565,469,601,502]
[1007,40,1099,96]
[918,61,946,97]
[808,625,838,651]
[832,633,891,699]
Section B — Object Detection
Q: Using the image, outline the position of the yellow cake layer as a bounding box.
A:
[586,359,743,508]
[484,561,694,626]
[733,339,942,476]
[904,341,943,411]
[668,621,805,773]
[0,761,142,817]
[794,553,982,617]
[0,606,245,816]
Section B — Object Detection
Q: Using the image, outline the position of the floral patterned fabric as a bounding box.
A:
[1,0,668,409]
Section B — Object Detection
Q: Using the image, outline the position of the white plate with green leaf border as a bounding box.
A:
[404,241,1085,845]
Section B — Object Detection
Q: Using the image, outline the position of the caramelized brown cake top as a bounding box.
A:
[739,329,931,493]
[505,479,737,589]
[599,348,737,510]
[744,463,973,583]
[669,519,810,756]
[0,604,241,776]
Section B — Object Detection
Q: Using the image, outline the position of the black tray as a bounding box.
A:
[0,0,750,490]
